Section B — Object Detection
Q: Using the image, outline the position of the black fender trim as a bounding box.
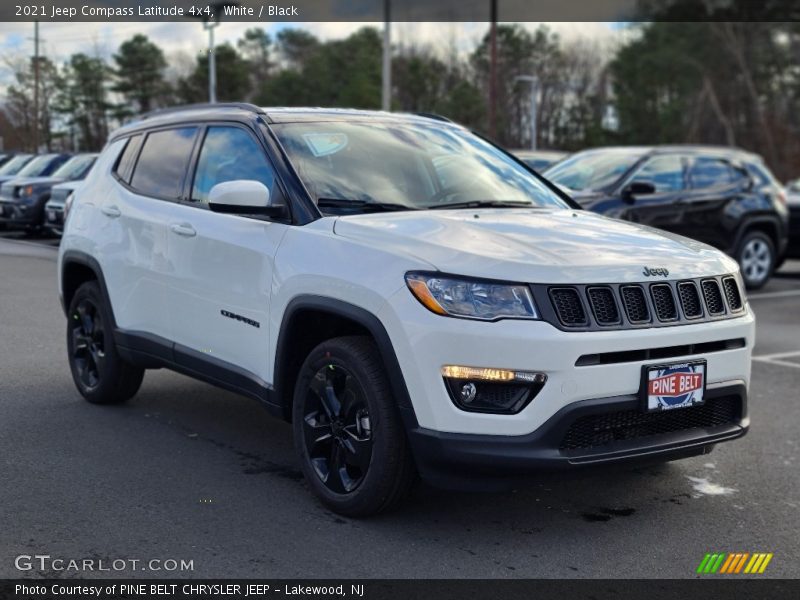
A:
[60,250,116,325]
[274,295,419,429]
[730,215,788,256]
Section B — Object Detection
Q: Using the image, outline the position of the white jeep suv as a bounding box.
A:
[58,105,754,516]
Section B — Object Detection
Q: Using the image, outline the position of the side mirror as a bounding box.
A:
[621,180,656,202]
[208,180,284,217]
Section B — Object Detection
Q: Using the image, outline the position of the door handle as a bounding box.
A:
[170,223,197,238]
[101,205,121,218]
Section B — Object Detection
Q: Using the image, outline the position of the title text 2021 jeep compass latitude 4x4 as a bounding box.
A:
[58,105,754,516]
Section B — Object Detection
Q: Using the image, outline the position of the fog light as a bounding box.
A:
[442,365,546,414]
[459,382,477,404]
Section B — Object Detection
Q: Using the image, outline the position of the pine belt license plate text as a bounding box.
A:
[642,360,706,412]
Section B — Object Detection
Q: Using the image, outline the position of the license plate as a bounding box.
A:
[47,210,56,221]
[642,360,706,412]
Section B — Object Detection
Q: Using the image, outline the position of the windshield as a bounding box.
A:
[272,121,568,211]
[53,155,96,180]
[0,155,33,176]
[545,150,644,191]
[16,154,61,177]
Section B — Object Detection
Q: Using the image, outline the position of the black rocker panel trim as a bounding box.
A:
[113,329,283,418]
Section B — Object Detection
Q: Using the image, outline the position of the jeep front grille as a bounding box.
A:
[722,277,744,312]
[538,274,745,331]
[650,283,678,322]
[549,287,588,326]
[586,286,620,326]
[678,281,703,318]
[621,285,650,323]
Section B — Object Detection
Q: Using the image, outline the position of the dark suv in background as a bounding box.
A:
[545,146,789,289]
[0,154,93,233]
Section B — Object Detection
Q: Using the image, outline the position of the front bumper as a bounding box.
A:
[408,382,747,489]
[0,199,37,226]
[787,205,800,257]
[380,286,755,437]
[43,205,64,233]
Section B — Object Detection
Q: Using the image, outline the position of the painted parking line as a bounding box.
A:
[752,350,800,370]
[753,350,800,360]
[747,289,800,300]
[0,236,58,250]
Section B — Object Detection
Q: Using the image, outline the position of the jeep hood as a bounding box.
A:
[5,176,64,187]
[332,208,738,283]
[0,176,64,192]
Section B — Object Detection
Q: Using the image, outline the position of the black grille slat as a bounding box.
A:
[559,395,740,452]
[542,275,744,331]
[621,285,650,323]
[550,287,588,326]
[678,282,703,318]
[722,277,743,311]
[702,279,726,315]
[587,286,620,325]
[650,284,678,321]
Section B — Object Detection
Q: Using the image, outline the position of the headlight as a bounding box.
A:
[405,272,539,320]
[21,185,35,198]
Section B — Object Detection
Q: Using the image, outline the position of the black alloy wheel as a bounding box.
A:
[292,336,416,516]
[66,281,144,404]
[70,298,106,391]
[302,364,373,493]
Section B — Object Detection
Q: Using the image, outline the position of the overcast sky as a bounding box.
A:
[0,21,628,92]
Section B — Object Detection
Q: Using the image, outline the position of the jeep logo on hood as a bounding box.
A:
[643,266,670,277]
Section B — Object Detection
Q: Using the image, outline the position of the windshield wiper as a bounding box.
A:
[431,200,534,210]
[317,197,419,212]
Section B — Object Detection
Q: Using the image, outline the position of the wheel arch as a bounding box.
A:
[733,216,781,255]
[273,295,418,429]
[60,251,116,327]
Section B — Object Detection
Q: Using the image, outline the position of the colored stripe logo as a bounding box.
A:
[696,552,773,574]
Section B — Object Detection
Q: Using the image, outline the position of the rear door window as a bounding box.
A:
[130,127,198,199]
[689,157,737,189]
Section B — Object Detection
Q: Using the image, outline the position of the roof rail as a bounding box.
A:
[138,102,264,121]
[413,112,453,123]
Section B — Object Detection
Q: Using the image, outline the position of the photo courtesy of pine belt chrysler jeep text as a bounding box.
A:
[57,104,754,516]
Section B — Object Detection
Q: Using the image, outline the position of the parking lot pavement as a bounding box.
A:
[1,233,798,579]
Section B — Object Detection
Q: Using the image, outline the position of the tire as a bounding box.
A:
[292,336,416,517]
[66,281,144,404]
[736,231,775,290]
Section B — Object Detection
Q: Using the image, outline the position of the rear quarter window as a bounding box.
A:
[746,161,779,187]
[114,135,143,184]
[130,127,198,199]
[689,157,737,189]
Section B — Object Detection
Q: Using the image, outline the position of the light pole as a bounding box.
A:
[515,75,538,150]
[381,0,391,111]
[204,19,218,103]
[194,2,239,104]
